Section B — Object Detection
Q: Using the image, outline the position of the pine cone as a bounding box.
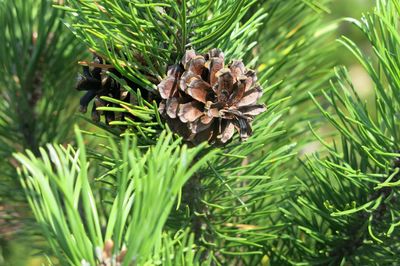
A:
[76,54,160,125]
[97,240,126,266]
[158,49,266,145]
[76,54,127,124]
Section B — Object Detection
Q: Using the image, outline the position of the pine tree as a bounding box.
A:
[2,0,399,265]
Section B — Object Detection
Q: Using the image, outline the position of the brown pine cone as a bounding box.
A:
[158,49,266,145]
[76,53,158,124]
[82,240,127,266]
[76,54,127,124]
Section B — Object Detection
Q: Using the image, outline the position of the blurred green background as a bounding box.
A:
[331,0,374,97]
[0,1,375,265]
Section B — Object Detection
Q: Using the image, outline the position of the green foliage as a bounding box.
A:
[15,128,217,265]
[256,0,335,145]
[166,94,297,264]
[8,0,338,265]
[0,0,84,197]
[6,0,400,265]
[0,0,84,154]
[159,0,336,263]
[279,0,400,264]
[60,0,264,89]
[57,0,270,142]
[0,0,84,262]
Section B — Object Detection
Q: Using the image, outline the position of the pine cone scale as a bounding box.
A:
[166,98,179,118]
[216,69,234,103]
[158,65,182,99]
[186,77,212,103]
[239,104,266,116]
[178,101,204,123]
[237,86,262,107]
[220,121,235,143]
[190,118,214,134]
[188,56,206,75]
[207,57,224,86]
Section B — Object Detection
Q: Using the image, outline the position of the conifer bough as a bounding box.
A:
[76,49,266,145]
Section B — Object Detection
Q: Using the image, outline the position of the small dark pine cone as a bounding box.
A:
[76,54,131,124]
[157,49,266,145]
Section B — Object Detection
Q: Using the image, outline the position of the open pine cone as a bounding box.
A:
[158,49,266,145]
[76,53,157,124]
[76,54,127,123]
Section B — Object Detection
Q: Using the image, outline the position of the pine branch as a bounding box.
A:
[0,0,84,259]
[14,128,217,265]
[0,0,84,155]
[278,0,400,264]
[4,0,380,265]
[162,1,337,264]
[59,0,262,89]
